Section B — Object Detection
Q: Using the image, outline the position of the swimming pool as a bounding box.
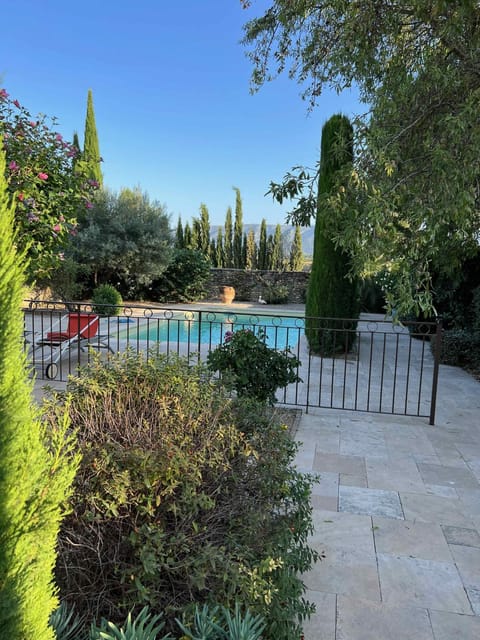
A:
[119,311,305,350]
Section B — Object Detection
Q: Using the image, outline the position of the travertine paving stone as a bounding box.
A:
[441,525,480,548]
[339,486,404,519]
[429,610,480,640]
[373,517,453,562]
[302,591,336,640]
[400,491,475,527]
[336,596,434,640]
[313,451,366,475]
[417,462,480,489]
[377,553,472,613]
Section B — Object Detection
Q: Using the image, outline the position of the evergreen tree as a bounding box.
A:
[191,218,201,252]
[175,217,184,249]
[224,207,233,268]
[271,224,284,271]
[233,187,244,269]
[242,231,248,270]
[82,89,102,185]
[199,203,211,255]
[209,239,217,267]
[258,218,268,270]
[245,229,257,270]
[266,234,274,270]
[289,225,304,271]
[72,130,81,170]
[184,222,192,249]
[305,114,360,354]
[216,227,225,268]
[0,145,79,638]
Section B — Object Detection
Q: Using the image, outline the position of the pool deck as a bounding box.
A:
[297,361,480,639]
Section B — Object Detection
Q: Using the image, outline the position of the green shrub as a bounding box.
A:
[150,249,211,302]
[263,283,289,304]
[45,352,317,639]
[434,329,480,370]
[91,284,122,315]
[207,329,301,405]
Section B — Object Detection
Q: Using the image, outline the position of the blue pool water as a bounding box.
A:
[121,312,304,350]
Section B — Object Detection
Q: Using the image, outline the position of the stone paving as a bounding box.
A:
[296,364,480,639]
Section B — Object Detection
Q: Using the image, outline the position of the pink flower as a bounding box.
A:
[37,172,48,180]
[224,331,234,343]
[17,193,25,201]
[8,160,18,171]
[85,201,93,209]
[0,88,8,100]
[53,224,61,232]
[13,99,20,108]
[55,133,63,142]
[29,120,37,127]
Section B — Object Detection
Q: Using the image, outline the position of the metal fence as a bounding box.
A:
[24,300,442,424]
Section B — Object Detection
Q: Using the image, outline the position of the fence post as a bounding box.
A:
[429,317,442,425]
[197,310,202,363]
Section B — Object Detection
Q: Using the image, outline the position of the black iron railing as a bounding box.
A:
[24,300,441,424]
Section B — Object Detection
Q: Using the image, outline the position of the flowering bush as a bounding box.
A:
[207,328,301,404]
[0,88,98,282]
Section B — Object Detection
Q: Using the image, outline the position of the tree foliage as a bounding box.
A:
[242,1,480,314]
[0,143,79,639]
[305,115,359,354]
[81,89,102,186]
[233,187,244,269]
[0,89,97,283]
[71,187,172,295]
[289,225,304,271]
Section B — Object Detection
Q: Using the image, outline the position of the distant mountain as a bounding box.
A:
[210,224,315,257]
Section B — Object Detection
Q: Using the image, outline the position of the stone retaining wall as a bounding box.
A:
[207,269,309,304]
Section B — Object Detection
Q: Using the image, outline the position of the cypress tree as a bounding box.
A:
[209,239,217,266]
[175,217,184,249]
[305,114,360,354]
[233,187,244,269]
[72,130,81,170]
[266,234,274,270]
[258,218,268,270]
[184,222,192,248]
[199,204,211,255]
[242,231,248,270]
[289,225,304,271]
[216,227,225,267]
[271,224,284,271]
[245,229,257,270]
[191,218,201,252]
[224,207,233,268]
[83,89,102,185]
[0,145,79,638]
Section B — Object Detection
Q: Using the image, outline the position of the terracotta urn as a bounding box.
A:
[220,286,235,304]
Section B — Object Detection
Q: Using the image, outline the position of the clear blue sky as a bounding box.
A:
[1,0,361,227]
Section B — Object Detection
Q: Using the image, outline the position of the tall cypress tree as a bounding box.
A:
[184,222,192,248]
[289,225,304,271]
[245,229,257,270]
[305,114,360,354]
[216,227,225,267]
[209,239,217,266]
[271,224,284,271]
[233,187,244,269]
[72,131,81,171]
[224,207,233,268]
[175,217,184,249]
[83,89,102,185]
[0,145,79,638]
[199,204,211,255]
[258,218,268,270]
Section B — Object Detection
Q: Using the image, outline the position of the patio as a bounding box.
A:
[297,363,480,639]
